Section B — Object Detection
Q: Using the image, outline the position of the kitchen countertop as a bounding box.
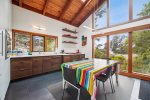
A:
[10,53,84,58]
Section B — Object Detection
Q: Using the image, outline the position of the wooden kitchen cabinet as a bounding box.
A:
[42,57,53,73]
[63,55,72,63]
[32,57,43,75]
[11,58,32,80]
[10,54,85,80]
[63,54,85,63]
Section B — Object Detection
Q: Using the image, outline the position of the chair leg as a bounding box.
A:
[111,76,115,93]
[62,81,66,100]
[102,82,107,100]
[77,89,80,100]
[109,77,114,93]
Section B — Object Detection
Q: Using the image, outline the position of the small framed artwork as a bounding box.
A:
[32,35,45,52]
[82,35,87,46]
[0,30,3,56]
[5,30,11,59]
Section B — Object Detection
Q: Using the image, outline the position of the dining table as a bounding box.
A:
[61,58,119,100]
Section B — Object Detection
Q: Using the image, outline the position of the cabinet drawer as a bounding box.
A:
[11,69,32,80]
[11,60,32,71]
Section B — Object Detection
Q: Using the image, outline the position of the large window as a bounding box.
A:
[133,0,150,19]
[110,33,128,71]
[94,2,107,29]
[94,36,107,58]
[109,0,129,25]
[132,30,150,75]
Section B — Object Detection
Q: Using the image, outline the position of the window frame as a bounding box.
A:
[92,0,150,30]
[12,29,58,52]
[92,24,150,80]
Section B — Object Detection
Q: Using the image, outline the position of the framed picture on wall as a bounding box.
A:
[0,30,3,56]
[32,35,45,52]
[5,29,11,59]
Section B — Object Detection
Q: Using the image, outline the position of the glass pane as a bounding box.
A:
[46,38,56,52]
[14,32,30,51]
[132,30,150,75]
[110,0,129,25]
[110,33,128,71]
[94,36,107,58]
[33,36,44,52]
[133,0,150,19]
[94,2,107,29]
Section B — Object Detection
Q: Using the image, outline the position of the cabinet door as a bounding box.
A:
[51,56,62,70]
[32,58,43,75]
[63,55,72,63]
[80,54,85,60]
[43,57,53,73]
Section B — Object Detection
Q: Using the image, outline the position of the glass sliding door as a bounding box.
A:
[94,36,107,58]
[132,30,150,75]
[110,33,128,71]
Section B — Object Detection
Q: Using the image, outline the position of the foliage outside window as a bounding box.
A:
[94,2,107,29]
[14,32,30,51]
[32,36,45,52]
[132,30,150,75]
[110,33,128,71]
[94,37,107,58]
[133,0,150,19]
[46,37,57,52]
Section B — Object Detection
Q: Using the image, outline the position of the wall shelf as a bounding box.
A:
[62,41,77,44]
[62,35,77,39]
[62,28,77,34]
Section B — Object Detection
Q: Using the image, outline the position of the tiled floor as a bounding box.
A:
[5,71,150,100]
[5,71,62,100]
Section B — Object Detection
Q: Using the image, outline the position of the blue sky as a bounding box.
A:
[95,0,150,29]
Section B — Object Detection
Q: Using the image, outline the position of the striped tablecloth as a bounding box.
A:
[61,59,118,99]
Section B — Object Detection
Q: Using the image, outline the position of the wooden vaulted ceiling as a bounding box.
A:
[12,0,105,27]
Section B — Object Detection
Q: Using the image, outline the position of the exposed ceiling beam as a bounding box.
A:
[59,0,74,20]
[77,0,105,27]
[43,0,50,15]
[19,0,23,7]
[70,0,92,24]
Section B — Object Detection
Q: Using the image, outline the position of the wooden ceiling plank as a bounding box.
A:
[43,0,51,15]
[19,0,23,7]
[70,0,92,24]
[76,0,105,27]
[59,0,74,20]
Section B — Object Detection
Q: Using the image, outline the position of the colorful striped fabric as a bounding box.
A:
[61,61,96,95]
[61,60,115,96]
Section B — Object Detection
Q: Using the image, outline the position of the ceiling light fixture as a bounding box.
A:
[32,25,46,30]
[83,26,94,31]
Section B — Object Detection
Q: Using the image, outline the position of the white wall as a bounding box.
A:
[0,0,12,100]
[12,5,79,53]
[78,15,150,58]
